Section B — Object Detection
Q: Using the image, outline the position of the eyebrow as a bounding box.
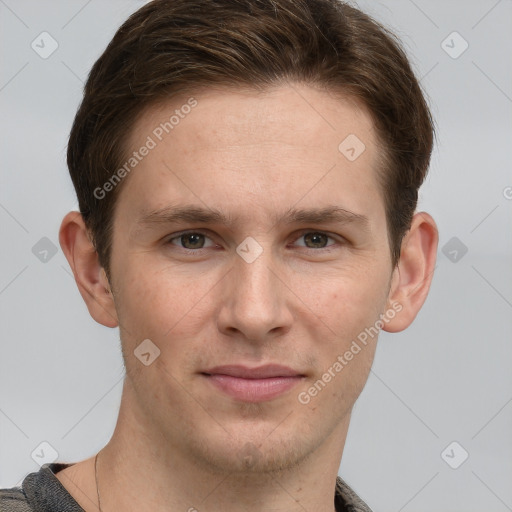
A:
[135,204,371,233]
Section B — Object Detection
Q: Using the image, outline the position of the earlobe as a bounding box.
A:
[59,211,119,328]
[383,211,438,333]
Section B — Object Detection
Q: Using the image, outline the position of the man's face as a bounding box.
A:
[107,83,395,473]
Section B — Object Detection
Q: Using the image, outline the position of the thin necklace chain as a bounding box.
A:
[94,452,102,512]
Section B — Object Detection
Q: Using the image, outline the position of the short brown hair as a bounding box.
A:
[67,0,435,281]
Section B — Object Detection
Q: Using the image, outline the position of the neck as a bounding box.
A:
[96,378,350,512]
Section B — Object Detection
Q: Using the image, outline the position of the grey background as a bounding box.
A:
[1,1,511,511]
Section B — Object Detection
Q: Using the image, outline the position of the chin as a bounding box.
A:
[186,428,320,476]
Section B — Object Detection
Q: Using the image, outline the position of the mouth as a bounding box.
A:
[200,364,305,403]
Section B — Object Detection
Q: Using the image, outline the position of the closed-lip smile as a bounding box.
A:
[201,364,305,402]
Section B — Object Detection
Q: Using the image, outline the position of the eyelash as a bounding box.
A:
[165,229,343,253]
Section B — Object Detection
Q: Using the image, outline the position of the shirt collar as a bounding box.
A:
[23,463,372,512]
[335,476,374,512]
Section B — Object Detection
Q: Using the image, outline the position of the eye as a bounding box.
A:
[165,230,341,253]
[167,231,215,250]
[292,231,338,249]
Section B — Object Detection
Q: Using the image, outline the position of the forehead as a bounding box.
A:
[116,83,385,229]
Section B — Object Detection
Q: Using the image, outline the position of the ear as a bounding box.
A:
[383,211,438,333]
[59,211,119,328]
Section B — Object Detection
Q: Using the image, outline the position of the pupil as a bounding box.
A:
[305,232,327,248]
[183,233,203,249]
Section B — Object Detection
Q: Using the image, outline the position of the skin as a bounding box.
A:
[57,83,438,512]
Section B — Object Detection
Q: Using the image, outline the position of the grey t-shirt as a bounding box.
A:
[0,463,373,512]
[1,464,83,512]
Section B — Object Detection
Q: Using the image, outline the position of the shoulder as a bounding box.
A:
[335,476,374,512]
[1,462,86,512]
[0,485,34,512]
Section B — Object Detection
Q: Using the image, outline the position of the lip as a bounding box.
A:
[201,365,305,402]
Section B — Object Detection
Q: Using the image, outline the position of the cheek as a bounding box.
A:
[296,275,384,414]
[114,257,219,349]
[295,262,390,341]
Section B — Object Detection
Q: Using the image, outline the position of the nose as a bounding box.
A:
[216,245,294,343]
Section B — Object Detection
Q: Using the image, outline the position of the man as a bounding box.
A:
[1,0,438,510]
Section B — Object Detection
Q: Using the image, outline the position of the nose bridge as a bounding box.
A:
[219,240,291,339]
[236,247,275,302]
